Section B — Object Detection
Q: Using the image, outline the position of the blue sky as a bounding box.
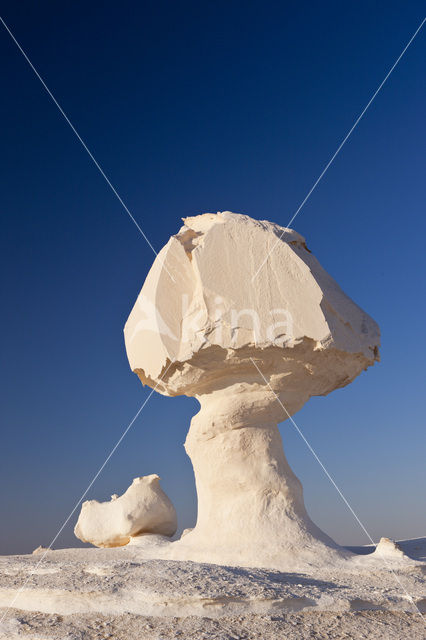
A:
[0,1,425,554]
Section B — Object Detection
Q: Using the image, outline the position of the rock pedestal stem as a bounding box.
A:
[179,388,343,567]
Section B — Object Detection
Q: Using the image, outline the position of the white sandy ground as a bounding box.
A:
[0,537,425,639]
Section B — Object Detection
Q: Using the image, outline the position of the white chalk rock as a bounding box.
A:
[124,212,380,569]
[125,211,379,400]
[32,546,50,555]
[74,475,177,548]
[373,537,407,559]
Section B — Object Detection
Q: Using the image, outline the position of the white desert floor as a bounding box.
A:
[0,536,425,640]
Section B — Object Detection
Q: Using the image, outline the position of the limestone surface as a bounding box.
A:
[124,212,380,569]
[0,538,425,640]
[74,475,176,548]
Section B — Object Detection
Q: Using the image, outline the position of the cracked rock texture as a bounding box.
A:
[124,211,380,396]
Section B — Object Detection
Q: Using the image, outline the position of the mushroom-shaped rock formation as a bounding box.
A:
[124,212,380,568]
[74,475,177,548]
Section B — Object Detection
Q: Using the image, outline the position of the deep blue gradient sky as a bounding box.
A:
[1,1,425,554]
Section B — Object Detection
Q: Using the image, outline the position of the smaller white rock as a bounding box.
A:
[74,475,177,548]
[373,537,406,559]
[32,545,50,555]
